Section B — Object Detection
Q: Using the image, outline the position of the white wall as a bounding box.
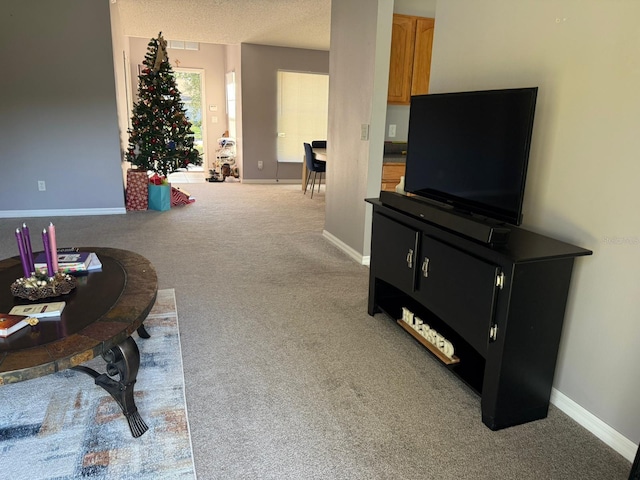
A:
[430,0,640,448]
[325,0,393,258]
[395,0,436,17]
[0,0,125,215]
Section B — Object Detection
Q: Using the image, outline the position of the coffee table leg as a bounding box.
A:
[137,323,151,339]
[72,336,149,438]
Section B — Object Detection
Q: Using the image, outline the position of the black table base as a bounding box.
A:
[72,331,149,438]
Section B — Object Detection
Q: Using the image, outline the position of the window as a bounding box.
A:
[276,71,329,163]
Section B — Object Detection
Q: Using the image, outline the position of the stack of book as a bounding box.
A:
[34,248,102,274]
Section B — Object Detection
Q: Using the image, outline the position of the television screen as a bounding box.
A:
[404,87,538,225]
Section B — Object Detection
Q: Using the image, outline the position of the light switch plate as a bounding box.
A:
[361,124,370,141]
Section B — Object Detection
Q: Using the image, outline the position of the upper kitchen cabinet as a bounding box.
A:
[387,15,435,105]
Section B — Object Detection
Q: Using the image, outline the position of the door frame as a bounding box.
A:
[175,67,207,171]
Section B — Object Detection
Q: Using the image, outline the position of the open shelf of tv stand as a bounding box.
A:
[366,196,592,430]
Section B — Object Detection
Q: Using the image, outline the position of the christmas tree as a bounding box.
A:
[126,33,201,177]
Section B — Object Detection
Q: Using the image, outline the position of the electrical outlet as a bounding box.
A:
[258,161,264,170]
[388,124,397,138]
[38,180,46,191]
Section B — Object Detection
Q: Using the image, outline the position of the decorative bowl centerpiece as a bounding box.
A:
[10,271,77,301]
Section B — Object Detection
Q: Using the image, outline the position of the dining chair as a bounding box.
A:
[304,142,326,198]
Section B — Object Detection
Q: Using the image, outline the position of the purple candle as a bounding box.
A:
[22,223,34,275]
[15,228,30,278]
[41,228,54,277]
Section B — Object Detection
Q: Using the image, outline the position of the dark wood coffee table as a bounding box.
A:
[0,247,158,437]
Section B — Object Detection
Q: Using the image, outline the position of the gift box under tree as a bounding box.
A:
[125,168,148,211]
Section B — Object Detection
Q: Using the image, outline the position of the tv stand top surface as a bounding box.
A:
[368,192,592,262]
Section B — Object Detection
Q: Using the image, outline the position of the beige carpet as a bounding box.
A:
[0,182,632,479]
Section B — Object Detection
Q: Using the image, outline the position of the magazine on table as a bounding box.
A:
[34,249,102,274]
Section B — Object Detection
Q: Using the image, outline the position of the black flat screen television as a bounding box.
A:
[404,87,538,225]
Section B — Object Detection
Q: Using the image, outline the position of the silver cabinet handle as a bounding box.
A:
[422,257,430,277]
[406,249,414,268]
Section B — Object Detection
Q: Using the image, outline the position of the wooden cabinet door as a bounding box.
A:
[387,14,416,105]
[416,235,499,355]
[411,17,435,97]
[371,213,419,293]
[381,163,406,192]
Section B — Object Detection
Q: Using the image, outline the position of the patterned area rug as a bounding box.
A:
[0,289,196,480]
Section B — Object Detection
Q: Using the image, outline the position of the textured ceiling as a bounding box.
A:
[115,0,332,51]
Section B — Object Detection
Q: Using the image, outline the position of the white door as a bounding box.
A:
[276,71,329,163]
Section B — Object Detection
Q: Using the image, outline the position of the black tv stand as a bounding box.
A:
[379,191,511,245]
[366,196,592,430]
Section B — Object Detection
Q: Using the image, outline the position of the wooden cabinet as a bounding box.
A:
[366,195,592,430]
[388,15,435,105]
[381,163,406,192]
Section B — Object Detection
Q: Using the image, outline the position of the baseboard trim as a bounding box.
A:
[241,179,301,184]
[322,230,367,265]
[551,388,637,462]
[0,208,126,218]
